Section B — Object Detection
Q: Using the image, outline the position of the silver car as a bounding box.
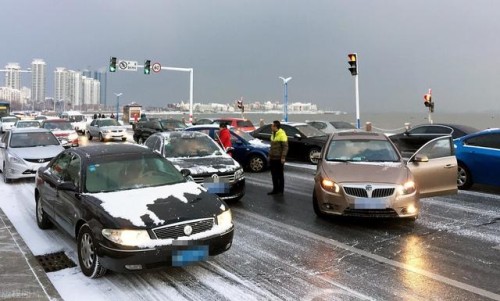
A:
[0,128,65,183]
[87,118,128,142]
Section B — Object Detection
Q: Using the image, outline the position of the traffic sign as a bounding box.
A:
[152,62,161,73]
[118,60,138,71]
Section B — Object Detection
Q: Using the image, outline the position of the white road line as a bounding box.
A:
[235,208,500,301]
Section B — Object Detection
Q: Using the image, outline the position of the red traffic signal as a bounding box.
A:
[423,93,432,107]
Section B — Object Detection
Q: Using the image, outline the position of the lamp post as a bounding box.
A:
[279,76,292,122]
[114,93,122,121]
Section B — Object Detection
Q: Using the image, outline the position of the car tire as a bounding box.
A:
[312,191,328,218]
[99,133,105,142]
[457,162,473,190]
[77,224,107,278]
[36,194,52,229]
[86,131,92,140]
[308,147,321,165]
[248,155,266,172]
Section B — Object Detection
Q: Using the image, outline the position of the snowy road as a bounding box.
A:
[1,165,500,300]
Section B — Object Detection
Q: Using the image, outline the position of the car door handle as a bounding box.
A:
[444,164,456,169]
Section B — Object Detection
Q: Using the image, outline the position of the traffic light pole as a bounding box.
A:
[354,74,360,129]
[161,66,194,124]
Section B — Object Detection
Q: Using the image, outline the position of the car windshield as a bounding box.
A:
[326,139,400,162]
[98,119,119,126]
[161,120,186,130]
[2,117,17,123]
[44,122,73,130]
[295,124,328,137]
[85,155,185,193]
[330,121,355,129]
[69,115,85,122]
[165,135,223,158]
[10,132,60,148]
[233,129,254,141]
[16,121,40,128]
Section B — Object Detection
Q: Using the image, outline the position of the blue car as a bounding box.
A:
[185,125,270,172]
[454,128,500,189]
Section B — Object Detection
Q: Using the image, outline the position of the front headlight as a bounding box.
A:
[102,229,151,246]
[102,130,110,134]
[234,168,244,180]
[217,209,232,227]
[7,153,25,165]
[320,178,340,193]
[397,181,416,195]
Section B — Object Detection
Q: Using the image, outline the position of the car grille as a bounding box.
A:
[24,157,53,163]
[343,186,395,198]
[343,208,399,217]
[152,218,214,239]
[192,173,235,184]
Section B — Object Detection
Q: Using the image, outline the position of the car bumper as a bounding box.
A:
[212,178,245,201]
[314,184,419,218]
[97,227,234,273]
[101,132,127,140]
[3,161,48,180]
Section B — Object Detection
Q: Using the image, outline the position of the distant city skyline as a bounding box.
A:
[2,0,500,115]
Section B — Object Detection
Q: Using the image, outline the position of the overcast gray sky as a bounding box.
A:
[2,0,500,113]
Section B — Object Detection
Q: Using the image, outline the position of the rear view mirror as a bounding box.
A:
[180,169,191,177]
[412,154,429,163]
[57,181,77,191]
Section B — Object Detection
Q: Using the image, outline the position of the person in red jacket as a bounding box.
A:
[218,122,232,155]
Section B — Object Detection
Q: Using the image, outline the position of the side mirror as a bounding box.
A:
[412,154,429,163]
[294,133,301,140]
[57,181,77,191]
[180,169,191,177]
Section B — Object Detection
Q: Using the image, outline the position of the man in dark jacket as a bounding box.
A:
[268,120,288,195]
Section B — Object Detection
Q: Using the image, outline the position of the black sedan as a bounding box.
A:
[34,144,234,278]
[250,122,328,164]
[388,123,479,157]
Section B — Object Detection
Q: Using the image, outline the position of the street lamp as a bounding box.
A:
[114,93,122,121]
[279,76,292,122]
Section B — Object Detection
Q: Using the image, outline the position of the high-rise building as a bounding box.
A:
[67,70,83,109]
[5,63,21,90]
[31,59,46,103]
[94,69,107,108]
[54,67,68,105]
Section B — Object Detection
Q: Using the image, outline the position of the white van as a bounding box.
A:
[60,111,87,134]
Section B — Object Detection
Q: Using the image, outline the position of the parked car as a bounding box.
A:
[60,111,87,134]
[250,122,328,164]
[0,128,64,183]
[14,120,41,129]
[312,131,457,221]
[185,124,270,172]
[34,143,234,278]
[454,128,500,190]
[0,116,19,133]
[40,119,79,148]
[144,131,245,201]
[389,123,479,157]
[87,118,128,142]
[194,118,256,132]
[133,119,186,144]
[306,120,356,134]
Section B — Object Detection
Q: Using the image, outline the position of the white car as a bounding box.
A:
[0,128,65,183]
[60,111,88,134]
[87,118,128,142]
[14,120,41,129]
[0,116,19,133]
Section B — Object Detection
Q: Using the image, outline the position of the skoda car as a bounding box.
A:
[0,128,64,183]
[313,131,457,221]
[34,144,234,278]
[144,131,245,201]
[454,128,500,190]
[185,124,270,172]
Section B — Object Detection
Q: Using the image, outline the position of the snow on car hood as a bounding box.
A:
[323,161,409,184]
[248,138,270,148]
[10,145,64,159]
[169,156,240,175]
[88,181,206,227]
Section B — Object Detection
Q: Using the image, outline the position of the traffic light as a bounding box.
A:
[347,53,358,76]
[423,93,434,112]
[144,60,151,74]
[109,57,117,72]
[237,100,243,109]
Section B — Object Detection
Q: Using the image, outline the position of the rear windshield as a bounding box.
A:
[236,120,254,128]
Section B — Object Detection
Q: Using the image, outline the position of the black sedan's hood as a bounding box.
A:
[169,156,239,175]
[83,181,227,229]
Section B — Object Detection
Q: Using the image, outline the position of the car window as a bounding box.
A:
[144,136,160,150]
[417,137,454,159]
[233,129,254,141]
[309,121,326,130]
[50,152,73,179]
[294,124,326,137]
[258,125,272,135]
[330,121,355,129]
[409,126,428,134]
[237,120,254,128]
[98,119,119,127]
[326,139,399,162]
[165,135,222,157]
[44,121,73,130]
[465,133,500,149]
[64,154,81,186]
[426,126,452,134]
[283,125,301,137]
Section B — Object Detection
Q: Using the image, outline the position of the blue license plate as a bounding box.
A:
[205,182,230,194]
[172,246,209,266]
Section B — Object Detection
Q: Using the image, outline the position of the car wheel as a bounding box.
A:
[77,224,107,278]
[99,133,105,142]
[457,163,473,190]
[308,148,321,165]
[312,191,328,218]
[86,131,92,140]
[36,194,52,229]
[248,155,266,172]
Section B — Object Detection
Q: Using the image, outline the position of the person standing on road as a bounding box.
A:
[268,120,288,195]
[218,122,233,156]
